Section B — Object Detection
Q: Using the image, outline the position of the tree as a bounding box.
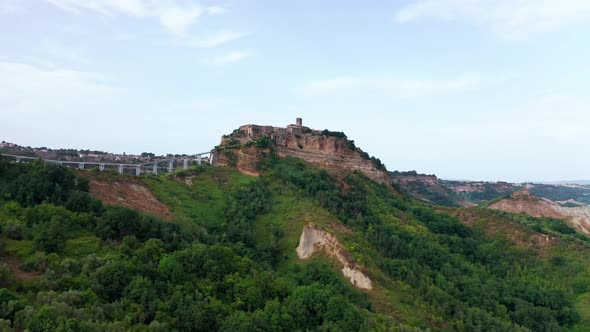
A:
[0,264,14,288]
[96,206,141,240]
[33,217,66,254]
[93,261,133,302]
[26,306,59,332]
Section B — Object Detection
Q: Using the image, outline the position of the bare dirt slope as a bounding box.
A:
[2,256,40,281]
[554,205,590,235]
[88,177,172,220]
[490,189,590,235]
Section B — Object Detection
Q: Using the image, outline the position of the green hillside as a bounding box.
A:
[1,157,590,331]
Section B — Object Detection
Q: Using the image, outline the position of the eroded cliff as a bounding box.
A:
[296,224,373,290]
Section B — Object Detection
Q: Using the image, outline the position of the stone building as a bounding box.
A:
[238,118,311,140]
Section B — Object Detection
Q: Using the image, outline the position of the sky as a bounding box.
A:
[1,0,590,182]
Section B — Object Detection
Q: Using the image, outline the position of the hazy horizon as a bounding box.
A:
[2,0,589,183]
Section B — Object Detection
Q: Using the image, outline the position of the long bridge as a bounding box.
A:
[0,151,214,176]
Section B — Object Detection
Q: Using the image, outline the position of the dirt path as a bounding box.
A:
[1,256,40,281]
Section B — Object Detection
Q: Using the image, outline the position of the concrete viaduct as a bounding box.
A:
[0,151,213,176]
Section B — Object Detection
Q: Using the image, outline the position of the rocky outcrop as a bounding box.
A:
[212,121,391,185]
[296,224,373,290]
[213,145,266,177]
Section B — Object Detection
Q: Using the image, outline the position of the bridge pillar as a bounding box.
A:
[153,163,157,175]
[197,157,202,165]
[16,157,20,163]
[118,165,124,174]
[99,164,105,171]
[135,166,141,176]
[183,159,188,169]
[168,160,174,173]
[79,163,84,170]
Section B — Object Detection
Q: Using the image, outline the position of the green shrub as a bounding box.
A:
[346,140,356,150]
[92,260,133,302]
[26,306,60,332]
[4,222,24,240]
[0,263,14,288]
[254,136,271,148]
[321,129,347,139]
[0,319,14,332]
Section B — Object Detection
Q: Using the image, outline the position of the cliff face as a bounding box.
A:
[273,134,390,184]
[212,122,391,185]
[296,224,372,290]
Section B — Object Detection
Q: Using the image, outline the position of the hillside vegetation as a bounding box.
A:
[1,157,590,330]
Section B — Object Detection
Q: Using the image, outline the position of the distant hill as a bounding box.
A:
[527,183,590,205]
[391,171,521,206]
[539,180,590,186]
[490,189,590,235]
[390,171,472,207]
[391,171,590,207]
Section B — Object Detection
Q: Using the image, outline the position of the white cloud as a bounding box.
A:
[394,0,590,39]
[296,74,481,98]
[0,61,116,116]
[43,41,92,65]
[46,0,233,39]
[157,6,203,37]
[206,5,226,15]
[206,50,251,66]
[0,0,23,14]
[185,30,248,48]
[46,0,148,16]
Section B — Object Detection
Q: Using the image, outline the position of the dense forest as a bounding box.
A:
[1,157,590,331]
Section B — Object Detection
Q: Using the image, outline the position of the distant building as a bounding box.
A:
[0,141,16,148]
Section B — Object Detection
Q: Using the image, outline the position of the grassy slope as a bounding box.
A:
[141,166,431,327]
[143,167,254,225]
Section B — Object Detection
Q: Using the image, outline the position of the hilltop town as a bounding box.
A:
[213,118,391,184]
